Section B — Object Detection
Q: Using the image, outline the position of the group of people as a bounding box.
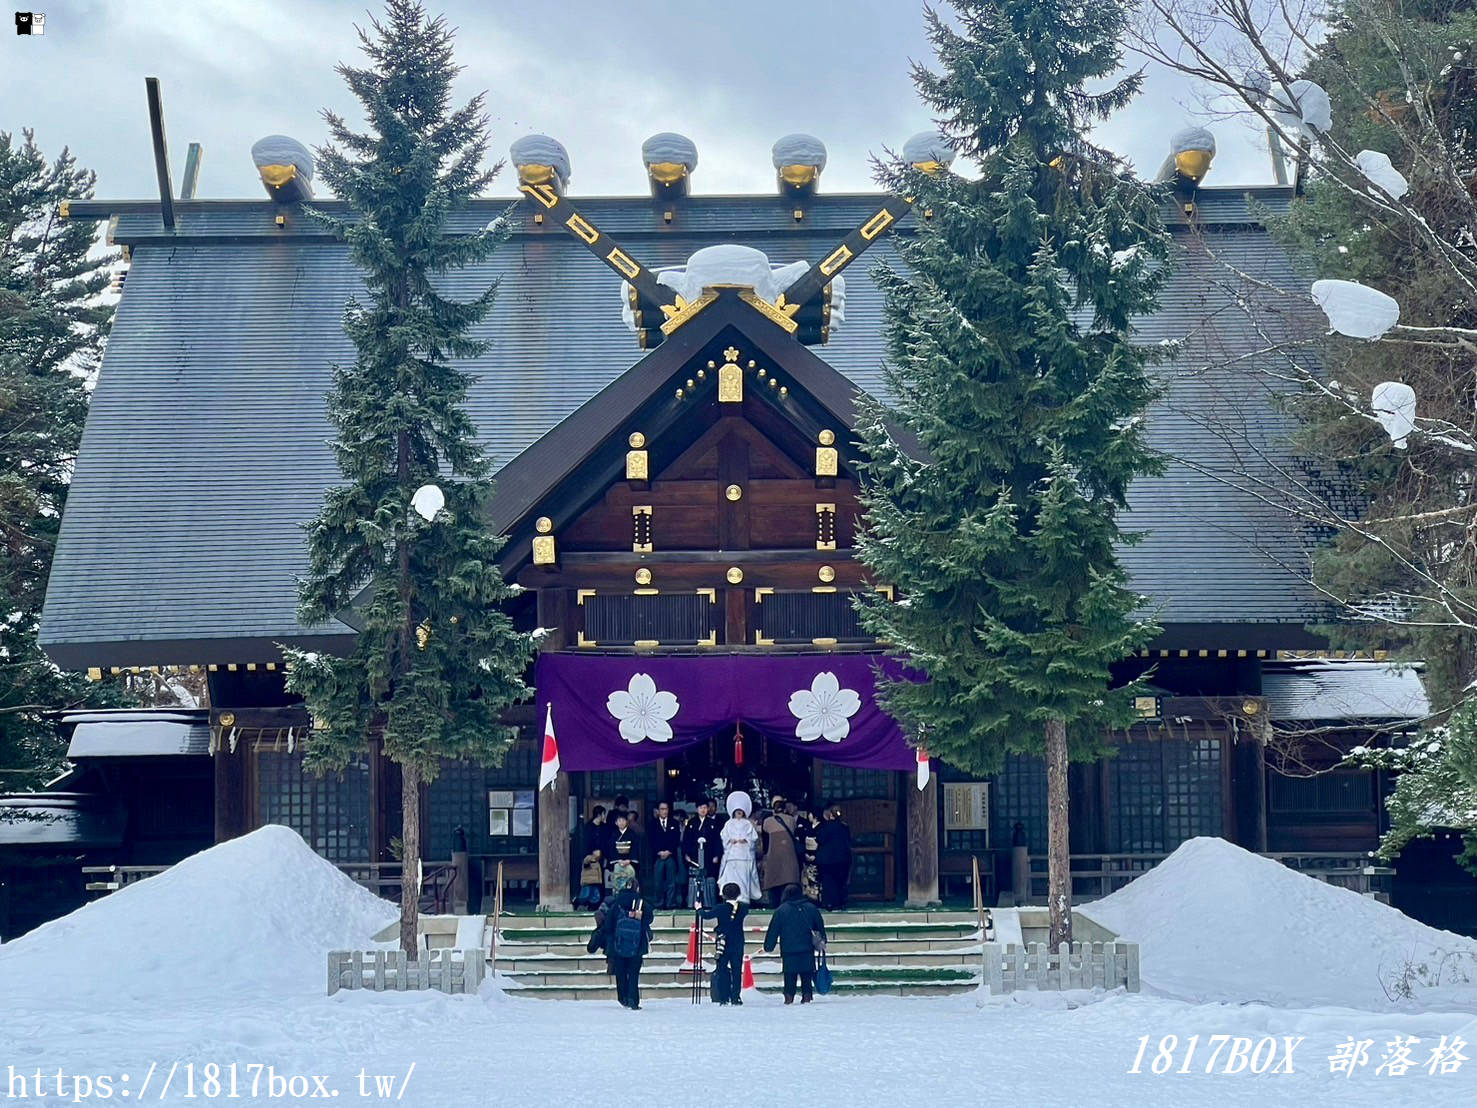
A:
[576,791,854,914]
[585,788,837,1010]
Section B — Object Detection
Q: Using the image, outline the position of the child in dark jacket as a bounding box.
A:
[702,882,750,1005]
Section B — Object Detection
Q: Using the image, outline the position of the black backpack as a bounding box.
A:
[612,899,645,958]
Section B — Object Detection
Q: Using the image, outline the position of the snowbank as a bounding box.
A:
[1080,837,1477,1011]
[0,825,394,1008]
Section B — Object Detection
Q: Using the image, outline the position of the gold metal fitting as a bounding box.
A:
[818,429,836,445]
[535,516,554,534]
[726,566,744,584]
[628,432,646,449]
[648,162,689,184]
[516,163,558,186]
[258,164,298,188]
[779,164,819,187]
[725,484,743,501]
[818,565,836,583]
[635,567,653,586]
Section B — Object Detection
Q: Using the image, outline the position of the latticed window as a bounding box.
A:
[1107,738,1223,853]
[580,592,716,646]
[1268,768,1375,814]
[818,764,892,800]
[256,750,370,864]
[754,589,875,644]
[990,754,1048,855]
[428,742,540,857]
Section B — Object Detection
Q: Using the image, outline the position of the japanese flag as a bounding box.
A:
[538,703,561,791]
[916,746,930,792]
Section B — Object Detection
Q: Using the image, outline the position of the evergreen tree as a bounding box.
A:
[855,0,1169,944]
[0,130,122,790]
[284,0,533,956]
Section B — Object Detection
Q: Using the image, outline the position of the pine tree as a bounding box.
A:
[0,130,123,790]
[284,0,533,956]
[855,0,1169,945]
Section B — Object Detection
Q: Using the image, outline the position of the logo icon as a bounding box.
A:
[14,11,42,34]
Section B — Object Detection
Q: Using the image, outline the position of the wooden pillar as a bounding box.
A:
[538,772,572,911]
[906,772,940,907]
[212,743,248,843]
[537,586,572,911]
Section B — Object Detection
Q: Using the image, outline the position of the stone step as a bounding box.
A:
[498,922,980,943]
[504,966,977,988]
[508,979,979,1001]
[496,909,985,928]
[496,949,979,974]
[498,936,983,957]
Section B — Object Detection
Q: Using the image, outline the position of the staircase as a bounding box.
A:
[492,909,988,1000]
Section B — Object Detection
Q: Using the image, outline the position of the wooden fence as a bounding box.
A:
[982,941,1140,994]
[1027,851,1394,901]
[327,948,486,995]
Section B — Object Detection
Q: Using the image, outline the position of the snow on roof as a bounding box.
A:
[0,826,394,1005]
[1261,661,1430,723]
[0,793,124,848]
[1081,836,1477,1010]
[66,719,211,758]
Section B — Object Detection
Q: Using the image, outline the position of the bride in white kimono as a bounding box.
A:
[718,791,763,903]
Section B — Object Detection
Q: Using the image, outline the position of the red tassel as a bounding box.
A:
[734,724,745,766]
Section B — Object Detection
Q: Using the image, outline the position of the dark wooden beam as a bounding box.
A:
[144,78,175,231]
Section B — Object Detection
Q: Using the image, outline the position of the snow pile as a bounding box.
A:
[657,244,811,304]
[1080,837,1477,1010]
[1355,149,1409,199]
[1271,78,1332,138]
[0,825,394,1008]
[1372,380,1418,448]
[1312,278,1400,339]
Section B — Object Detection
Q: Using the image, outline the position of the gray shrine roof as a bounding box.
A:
[39,184,1329,668]
[1262,662,1432,724]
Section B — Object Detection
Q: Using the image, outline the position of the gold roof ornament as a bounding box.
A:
[642,132,698,199]
[1167,126,1216,185]
[510,134,571,195]
[902,131,955,175]
[251,135,315,203]
[772,134,827,196]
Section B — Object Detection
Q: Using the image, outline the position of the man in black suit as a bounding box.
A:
[683,799,722,898]
[649,801,683,909]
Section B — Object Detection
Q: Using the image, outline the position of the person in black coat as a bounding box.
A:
[683,800,722,883]
[603,880,654,1009]
[701,882,750,1005]
[763,883,827,1004]
[649,801,684,909]
[815,805,853,911]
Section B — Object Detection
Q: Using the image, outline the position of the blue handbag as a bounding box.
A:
[815,952,833,995]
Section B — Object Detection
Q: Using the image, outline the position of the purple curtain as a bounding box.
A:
[536,653,918,771]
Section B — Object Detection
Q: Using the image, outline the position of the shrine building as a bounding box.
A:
[14,118,1456,936]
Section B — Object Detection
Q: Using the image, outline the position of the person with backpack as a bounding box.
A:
[701,881,749,1005]
[763,883,827,1004]
[603,878,654,1009]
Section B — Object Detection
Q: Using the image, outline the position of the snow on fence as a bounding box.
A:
[327,948,486,995]
[982,941,1140,995]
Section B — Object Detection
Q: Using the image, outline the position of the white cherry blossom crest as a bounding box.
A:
[788,671,861,743]
[606,673,679,744]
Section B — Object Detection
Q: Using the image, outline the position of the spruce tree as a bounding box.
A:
[285,0,533,956]
[0,131,122,790]
[855,0,1169,944]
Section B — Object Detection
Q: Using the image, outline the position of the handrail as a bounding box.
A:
[971,854,990,940]
[489,860,505,980]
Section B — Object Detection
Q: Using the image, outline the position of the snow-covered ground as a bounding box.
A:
[2,827,1475,1106]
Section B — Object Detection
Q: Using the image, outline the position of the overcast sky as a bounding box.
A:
[2,0,1279,201]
